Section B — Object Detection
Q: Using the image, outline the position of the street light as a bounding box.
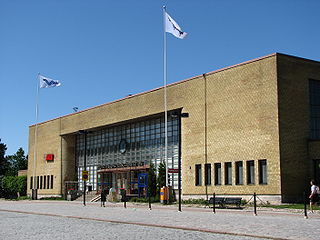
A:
[78,130,89,206]
[171,111,189,212]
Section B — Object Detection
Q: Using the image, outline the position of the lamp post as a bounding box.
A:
[78,130,88,206]
[171,111,189,211]
[178,115,182,211]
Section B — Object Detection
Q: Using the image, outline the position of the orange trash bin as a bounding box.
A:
[160,186,168,204]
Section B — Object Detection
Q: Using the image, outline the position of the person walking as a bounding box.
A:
[309,180,319,213]
[101,187,107,207]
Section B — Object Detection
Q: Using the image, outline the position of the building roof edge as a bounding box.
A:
[31,52,315,128]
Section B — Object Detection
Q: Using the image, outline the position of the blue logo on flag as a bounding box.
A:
[43,78,58,86]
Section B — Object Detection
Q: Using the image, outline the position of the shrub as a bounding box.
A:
[17,196,31,200]
[2,175,27,198]
[39,196,64,201]
[129,195,160,203]
[241,199,248,205]
[182,198,207,205]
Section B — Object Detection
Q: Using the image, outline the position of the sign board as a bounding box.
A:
[168,168,179,174]
[82,170,89,181]
[45,154,54,161]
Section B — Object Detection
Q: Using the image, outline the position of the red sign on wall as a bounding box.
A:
[46,154,54,161]
[168,168,179,174]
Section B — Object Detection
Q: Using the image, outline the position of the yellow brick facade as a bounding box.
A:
[27,53,320,202]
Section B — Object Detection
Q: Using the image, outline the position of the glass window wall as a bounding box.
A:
[75,111,180,191]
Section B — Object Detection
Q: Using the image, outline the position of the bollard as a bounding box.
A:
[148,188,152,210]
[253,192,257,216]
[303,191,308,219]
[32,189,38,200]
[121,189,127,209]
[213,192,216,213]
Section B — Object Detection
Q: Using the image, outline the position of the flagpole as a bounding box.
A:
[32,73,40,199]
[163,6,169,195]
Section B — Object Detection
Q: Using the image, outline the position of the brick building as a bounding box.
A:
[27,53,320,203]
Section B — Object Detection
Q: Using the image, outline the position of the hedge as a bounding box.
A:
[2,175,27,198]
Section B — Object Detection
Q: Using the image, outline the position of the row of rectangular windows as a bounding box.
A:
[76,144,179,167]
[77,129,179,148]
[76,116,179,149]
[76,136,179,157]
[195,160,267,186]
[30,175,54,190]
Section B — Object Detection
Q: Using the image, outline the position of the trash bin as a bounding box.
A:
[160,186,168,204]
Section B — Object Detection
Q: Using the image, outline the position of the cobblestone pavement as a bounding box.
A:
[0,211,262,240]
[0,200,319,240]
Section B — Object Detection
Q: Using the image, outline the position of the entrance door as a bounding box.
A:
[98,173,112,191]
[116,172,128,192]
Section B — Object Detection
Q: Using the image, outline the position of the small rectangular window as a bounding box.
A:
[258,160,268,184]
[214,163,221,185]
[30,177,33,189]
[47,175,50,189]
[37,176,39,189]
[40,176,43,189]
[50,175,54,189]
[205,164,211,186]
[195,164,202,186]
[235,161,243,185]
[225,162,232,185]
[43,175,46,189]
[247,160,255,184]
[314,159,320,182]
[309,79,320,139]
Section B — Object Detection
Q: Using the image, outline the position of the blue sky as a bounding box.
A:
[1,0,320,155]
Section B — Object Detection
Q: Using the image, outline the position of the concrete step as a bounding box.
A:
[91,195,101,202]
[74,192,99,202]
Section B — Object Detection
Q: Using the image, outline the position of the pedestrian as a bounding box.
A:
[309,179,319,213]
[101,187,107,207]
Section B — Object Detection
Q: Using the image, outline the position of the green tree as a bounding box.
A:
[6,148,28,176]
[0,139,9,197]
[157,161,166,193]
[14,148,28,171]
[0,139,9,176]
[148,163,157,197]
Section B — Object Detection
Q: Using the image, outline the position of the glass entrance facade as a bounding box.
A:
[75,111,180,192]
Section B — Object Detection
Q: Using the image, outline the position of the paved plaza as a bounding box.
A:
[0,200,319,240]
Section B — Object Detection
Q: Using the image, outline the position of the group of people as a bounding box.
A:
[309,180,320,213]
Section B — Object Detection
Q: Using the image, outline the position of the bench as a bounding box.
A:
[208,197,242,209]
[224,197,242,208]
[208,197,225,208]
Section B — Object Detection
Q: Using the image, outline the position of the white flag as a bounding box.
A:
[39,75,61,88]
[165,12,187,39]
